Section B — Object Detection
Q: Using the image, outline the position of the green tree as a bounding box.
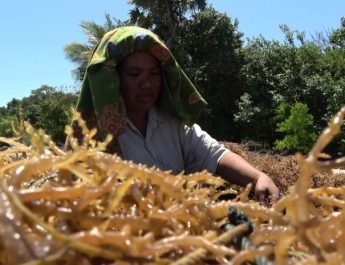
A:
[176,7,244,140]
[5,98,22,117]
[64,14,127,81]
[3,86,78,145]
[236,36,291,145]
[64,2,206,81]
[0,115,18,139]
[330,17,345,48]
[236,26,336,146]
[274,102,316,153]
[128,0,206,48]
[35,96,75,143]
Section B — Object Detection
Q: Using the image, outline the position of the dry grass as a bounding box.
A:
[223,142,345,194]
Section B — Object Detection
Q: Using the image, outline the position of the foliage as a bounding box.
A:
[0,115,18,139]
[236,22,345,151]
[1,86,78,145]
[128,0,206,48]
[274,102,316,153]
[4,4,345,154]
[64,14,127,81]
[33,94,76,143]
[329,17,345,48]
[176,7,245,140]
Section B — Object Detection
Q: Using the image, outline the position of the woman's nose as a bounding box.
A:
[139,74,154,88]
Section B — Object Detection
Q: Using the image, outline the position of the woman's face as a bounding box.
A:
[119,51,162,115]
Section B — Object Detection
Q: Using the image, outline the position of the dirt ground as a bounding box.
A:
[222,141,345,195]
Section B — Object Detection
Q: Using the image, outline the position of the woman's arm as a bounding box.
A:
[216,151,280,204]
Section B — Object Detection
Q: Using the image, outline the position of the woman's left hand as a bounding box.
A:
[254,173,280,204]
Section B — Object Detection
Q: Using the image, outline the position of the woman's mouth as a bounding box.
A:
[138,94,154,103]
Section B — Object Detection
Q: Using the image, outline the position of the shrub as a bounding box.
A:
[274,102,317,153]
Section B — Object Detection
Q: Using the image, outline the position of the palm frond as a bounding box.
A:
[80,21,106,46]
[128,0,156,9]
[128,7,143,24]
[64,42,92,64]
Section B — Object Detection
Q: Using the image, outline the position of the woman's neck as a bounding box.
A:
[127,111,148,136]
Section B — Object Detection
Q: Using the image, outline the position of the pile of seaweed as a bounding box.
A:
[1,109,345,265]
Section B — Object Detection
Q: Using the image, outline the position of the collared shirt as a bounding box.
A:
[117,107,229,174]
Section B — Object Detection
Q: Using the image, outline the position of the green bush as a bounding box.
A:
[274,102,317,153]
[0,115,18,138]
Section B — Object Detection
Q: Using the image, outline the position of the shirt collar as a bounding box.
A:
[148,106,165,124]
[125,106,164,134]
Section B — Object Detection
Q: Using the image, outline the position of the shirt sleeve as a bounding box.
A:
[179,123,230,174]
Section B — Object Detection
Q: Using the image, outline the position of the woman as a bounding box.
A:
[71,26,279,203]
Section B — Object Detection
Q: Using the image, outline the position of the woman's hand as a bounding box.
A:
[254,173,280,204]
[216,151,280,204]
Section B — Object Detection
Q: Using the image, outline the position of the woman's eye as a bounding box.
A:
[128,72,139,77]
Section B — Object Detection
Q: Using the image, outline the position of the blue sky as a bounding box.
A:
[1,0,344,107]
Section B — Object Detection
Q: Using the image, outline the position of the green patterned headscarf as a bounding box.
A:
[73,26,207,153]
